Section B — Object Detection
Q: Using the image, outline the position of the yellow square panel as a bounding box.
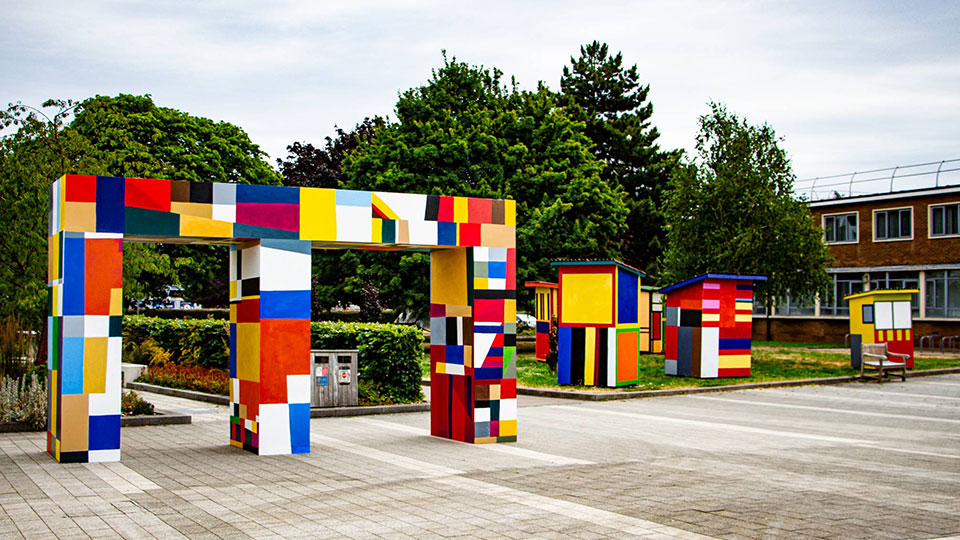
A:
[235,323,261,382]
[171,201,213,219]
[453,197,468,222]
[83,337,108,394]
[180,214,233,237]
[299,188,336,241]
[719,354,751,369]
[504,200,516,226]
[431,249,468,306]
[561,273,613,325]
[109,288,123,316]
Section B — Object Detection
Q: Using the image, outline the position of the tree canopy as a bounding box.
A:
[661,102,832,308]
[560,41,679,277]
[340,55,629,317]
[0,100,103,330]
[0,94,280,330]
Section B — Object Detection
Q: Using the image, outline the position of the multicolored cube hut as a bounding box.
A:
[660,274,766,378]
[845,289,918,369]
[639,285,664,354]
[551,260,645,387]
[524,281,559,361]
[47,174,516,463]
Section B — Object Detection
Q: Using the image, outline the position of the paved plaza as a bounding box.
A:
[2,375,960,539]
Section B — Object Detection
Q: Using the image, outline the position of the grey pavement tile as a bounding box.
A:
[2,376,960,538]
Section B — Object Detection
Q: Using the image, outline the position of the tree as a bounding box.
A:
[0,94,281,330]
[0,100,104,331]
[560,41,680,276]
[65,94,282,307]
[343,55,630,319]
[661,102,832,311]
[277,118,380,189]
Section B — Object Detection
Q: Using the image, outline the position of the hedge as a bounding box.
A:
[122,316,423,403]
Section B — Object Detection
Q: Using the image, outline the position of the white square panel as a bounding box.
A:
[256,404,291,456]
[286,374,311,404]
[874,301,894,330]
[893,301,912,329]
[336,205,372,243]
[259,246,310,291]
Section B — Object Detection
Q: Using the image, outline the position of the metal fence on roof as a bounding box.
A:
[795,159,960,201]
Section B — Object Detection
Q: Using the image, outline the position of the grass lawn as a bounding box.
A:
[420,345,960,392]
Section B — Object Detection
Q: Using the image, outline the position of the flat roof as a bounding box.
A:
[659,273,768,294]
[844,289,919,301]
[807,184,960,208]
[550,259,645,277]
[523,281,559,289]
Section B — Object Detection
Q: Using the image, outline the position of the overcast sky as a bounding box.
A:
[3,0,959,196]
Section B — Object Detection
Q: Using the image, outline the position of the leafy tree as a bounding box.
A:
[560,41,680,277]
[661,102,832,311]
[343,55,629,318]
[277,118,380,189]
[0,94,280,331]
[0,100,104,331]
[65,94,281,307]
[69,94,280,185]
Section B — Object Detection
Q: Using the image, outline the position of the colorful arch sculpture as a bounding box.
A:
[47,175,517,463]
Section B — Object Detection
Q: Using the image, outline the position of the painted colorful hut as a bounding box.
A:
[845,289,918,369]
[523,281,559,361]
[660,274,766,378]
[551,260,645,387]
[639,285,664,354]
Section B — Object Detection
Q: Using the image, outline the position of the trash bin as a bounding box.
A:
[310,349,358,407]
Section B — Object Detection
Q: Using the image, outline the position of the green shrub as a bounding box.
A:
[123,336,172,366]
[121,391,155,416]
[311,321,424,404]
[122,316,424,403]
[123,316,228,368]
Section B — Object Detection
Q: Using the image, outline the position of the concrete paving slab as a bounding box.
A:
[2,375,960,538]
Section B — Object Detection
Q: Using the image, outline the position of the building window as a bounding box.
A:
[774,294,816,316]
[820,273,865,316]
[925,270,960,318]
[823,213,857,243]
[874,208,912,240]
[930,203,960,237]
[869,271,920,316]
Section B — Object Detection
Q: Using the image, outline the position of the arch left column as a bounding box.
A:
[47,176,124,463]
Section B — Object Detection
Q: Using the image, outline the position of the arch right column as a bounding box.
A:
[430,245,517,443]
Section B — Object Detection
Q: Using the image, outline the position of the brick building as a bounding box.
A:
[754,184,960,343]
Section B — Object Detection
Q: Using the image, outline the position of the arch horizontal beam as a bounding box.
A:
[51,175,515,248]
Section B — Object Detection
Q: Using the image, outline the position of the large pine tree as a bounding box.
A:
[560,41,679,278]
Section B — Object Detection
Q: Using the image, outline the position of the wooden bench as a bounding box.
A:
[861,343,907,382]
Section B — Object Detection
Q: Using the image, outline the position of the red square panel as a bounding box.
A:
[459,223,481,246]
[125,177,172,212]
[84,238,122,315]
[259,318,311,404]
[438,196,454,222]
[467,198,492,224]
[474,299,504,323]
[65,175,97,202]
